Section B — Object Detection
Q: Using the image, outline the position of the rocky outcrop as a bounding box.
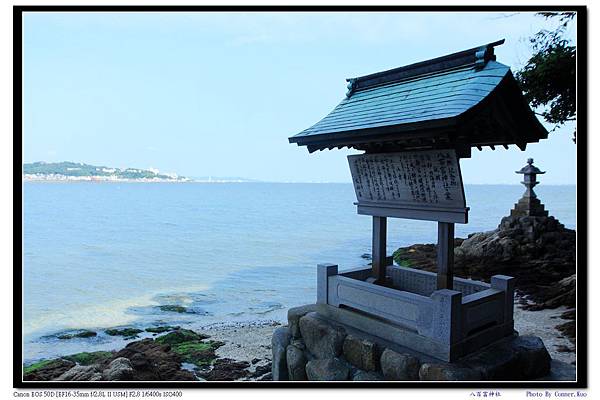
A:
[393,215,575,310]
[112,338,195,381]
[102,357,135,381]
[23,327,256,382]
[23,359,75,381]
[57,365,102,381]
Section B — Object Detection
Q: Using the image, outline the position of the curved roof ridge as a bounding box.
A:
[346,39,505,97]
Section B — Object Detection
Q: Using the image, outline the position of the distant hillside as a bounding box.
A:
[23,162,188,181]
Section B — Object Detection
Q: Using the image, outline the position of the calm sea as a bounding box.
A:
[22,182,576,361]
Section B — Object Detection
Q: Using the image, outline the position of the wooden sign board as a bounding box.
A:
[348,150,469,223]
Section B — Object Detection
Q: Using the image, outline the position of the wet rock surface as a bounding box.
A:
[23,327,267,382]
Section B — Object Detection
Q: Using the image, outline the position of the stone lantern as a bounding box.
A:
[511,158,549,217]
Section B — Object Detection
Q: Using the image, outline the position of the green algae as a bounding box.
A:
[392,248,413,267]
[105,328,143,338]
[57,330,97,340]
[159,305,188,313]
[155,329,209,345]
[145,325,180,334]
[170,340,225,367]
[23,359,60,375]
[63,351,113,366]
[154,328,223,366]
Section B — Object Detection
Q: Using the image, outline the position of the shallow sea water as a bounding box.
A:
[22,182,576,361]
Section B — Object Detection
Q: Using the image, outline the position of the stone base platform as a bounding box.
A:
[271,304,575,382]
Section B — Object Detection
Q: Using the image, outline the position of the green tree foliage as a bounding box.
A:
[515,12,576,142]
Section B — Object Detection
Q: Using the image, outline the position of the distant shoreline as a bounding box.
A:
[23,176,252,183]
[22,178,575,186]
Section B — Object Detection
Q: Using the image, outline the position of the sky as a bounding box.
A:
[22,11,578,184]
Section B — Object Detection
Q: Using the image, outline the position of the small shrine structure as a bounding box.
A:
[289,40,548,362]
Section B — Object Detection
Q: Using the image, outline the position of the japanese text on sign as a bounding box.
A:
[348,150,465,208]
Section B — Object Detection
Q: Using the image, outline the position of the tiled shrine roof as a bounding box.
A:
[289,40,548,157]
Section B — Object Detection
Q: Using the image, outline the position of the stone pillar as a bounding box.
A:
[436,222,455,290]
[491,275,515,325]
[317,263,338,305]
[372,216,388,282]
[430,289,462,345]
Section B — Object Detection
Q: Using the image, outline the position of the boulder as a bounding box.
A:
[102,357,135,381]
[380,349,420,381]
[305,358,350,381]
[352,370,384,381]
[113,338,195,381]
[299,313,346,359]
[343,334,379,371]
[511,336,552,379]
[271,326,291,381]
[286,345,308,381]
[287,304,317,338]
[419,363,482,381]
[56,365,102,381]
[460,338,521,380]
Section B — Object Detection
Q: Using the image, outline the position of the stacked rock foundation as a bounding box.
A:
[272,305,573,381]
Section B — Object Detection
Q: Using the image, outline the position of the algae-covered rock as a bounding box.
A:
[170,340,224,367]
[113,339,195,381]
[105,328,144,338]
[153,328,222,367]
[57,330,97,340]
[23,359,75,381]
[159,305,188,313]
[63,351,113,366]
[155,329,210,345]
[145,325,180,334]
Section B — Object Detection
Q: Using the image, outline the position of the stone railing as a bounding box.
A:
[317,264,514,362]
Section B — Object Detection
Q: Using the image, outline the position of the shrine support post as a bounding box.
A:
[372,216,387,282]
[437,222,454,290]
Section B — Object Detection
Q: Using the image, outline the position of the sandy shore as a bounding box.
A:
[514,304,575,365]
